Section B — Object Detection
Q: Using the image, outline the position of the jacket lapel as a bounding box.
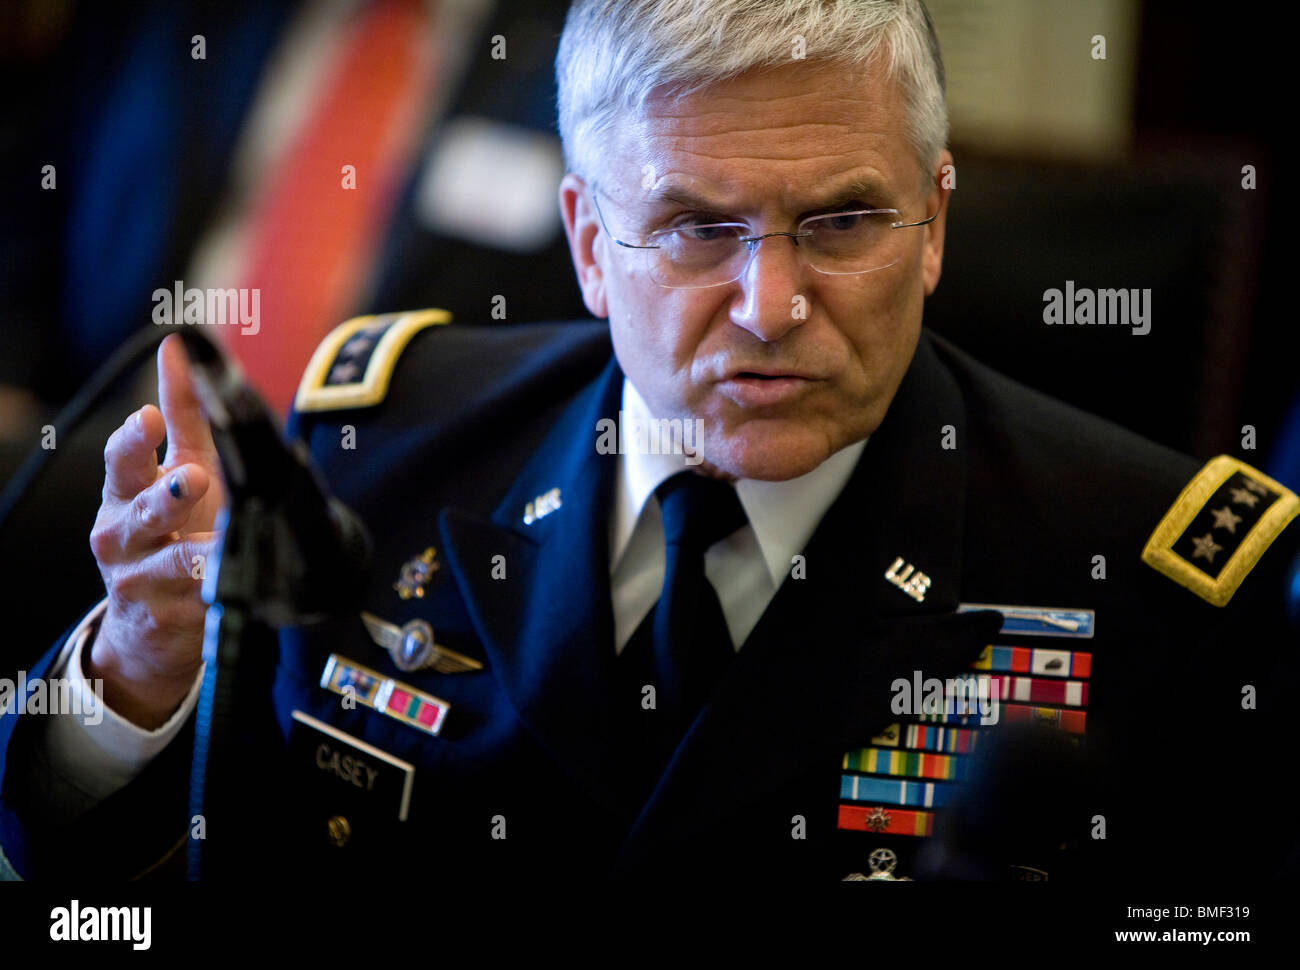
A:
[437,355,626,813]
[619,332,1003,859]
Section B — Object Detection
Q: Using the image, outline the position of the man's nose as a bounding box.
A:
[728,235,809,342]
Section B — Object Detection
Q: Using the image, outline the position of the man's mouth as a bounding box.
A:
[717,371,815,406]
[721,364,816,380]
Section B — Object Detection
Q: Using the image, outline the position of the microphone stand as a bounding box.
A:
[180,331,371,880]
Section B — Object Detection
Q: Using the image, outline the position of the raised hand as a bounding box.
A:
[86,334,228,729]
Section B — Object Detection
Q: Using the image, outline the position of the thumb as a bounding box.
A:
[158,332,218,464]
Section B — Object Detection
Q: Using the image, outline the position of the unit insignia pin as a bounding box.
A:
[393,547,439,600]
[361,611,483,674]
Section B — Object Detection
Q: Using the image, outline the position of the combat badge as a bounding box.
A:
[1143,455,1299,606]
[957,603,1094,638]
[361,611,482,674]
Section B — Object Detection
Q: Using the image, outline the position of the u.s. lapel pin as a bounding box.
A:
[361,611,483,674]
[394,547,439,599]
[523,487,562,525]
[884,556,931,602]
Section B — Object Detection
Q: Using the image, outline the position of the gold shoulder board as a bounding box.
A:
[1142,455,1299,606]
[294,309,451,413]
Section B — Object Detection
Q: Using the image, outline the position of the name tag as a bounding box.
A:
[289,710,415,821]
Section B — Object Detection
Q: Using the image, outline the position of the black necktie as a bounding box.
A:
[651,471,749,726]
[612,471,748,812]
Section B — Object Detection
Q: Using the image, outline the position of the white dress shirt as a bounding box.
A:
[37,376,866,807]
[610,377,865,652]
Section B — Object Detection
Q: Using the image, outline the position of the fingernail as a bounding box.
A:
[169,473,185,499]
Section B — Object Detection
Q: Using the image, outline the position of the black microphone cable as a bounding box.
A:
[0,325,175,538]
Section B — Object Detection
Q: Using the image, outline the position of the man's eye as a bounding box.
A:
[823,212,865,231]
[663,220,740,242]
[678,223,739,241]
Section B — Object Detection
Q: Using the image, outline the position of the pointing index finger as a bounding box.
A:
[157,333,218,465]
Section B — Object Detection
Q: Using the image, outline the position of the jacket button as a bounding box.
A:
[326,815,352,848]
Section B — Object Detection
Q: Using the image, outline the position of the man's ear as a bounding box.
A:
[559,173,609,319]
[920,149,954,297]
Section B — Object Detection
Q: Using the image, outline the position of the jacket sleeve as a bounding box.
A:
[0,613,198,879]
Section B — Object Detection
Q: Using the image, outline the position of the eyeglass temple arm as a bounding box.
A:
[590,189,661,250]
[891,212,938,229]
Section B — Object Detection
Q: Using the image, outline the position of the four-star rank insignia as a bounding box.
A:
[393,546,439,599]
[1142,455,1299,606]
[361,611,482,674]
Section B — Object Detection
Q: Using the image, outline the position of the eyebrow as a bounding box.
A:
[642,176,893,216]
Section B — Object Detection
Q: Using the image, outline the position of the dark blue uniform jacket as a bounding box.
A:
[2,318,1296,883]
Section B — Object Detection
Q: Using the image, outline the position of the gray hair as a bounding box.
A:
[555,0,948,188]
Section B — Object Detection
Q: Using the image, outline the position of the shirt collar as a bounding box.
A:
[610,377,866,587]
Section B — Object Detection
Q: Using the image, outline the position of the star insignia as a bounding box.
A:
[1210,505,1243,534]
[1244,478,1268,495]
[1190,532,1223,563]
[328,360,362,384]
[1229,487,1260,508]
[339,334,376,359]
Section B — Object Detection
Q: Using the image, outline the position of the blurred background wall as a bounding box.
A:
[0,0,1296,644]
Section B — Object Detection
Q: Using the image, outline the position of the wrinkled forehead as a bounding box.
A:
[595,59,922,217]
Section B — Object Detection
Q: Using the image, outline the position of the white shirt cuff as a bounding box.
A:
[39,600,205,802]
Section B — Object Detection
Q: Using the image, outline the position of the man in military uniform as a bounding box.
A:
[1,0,1296,884]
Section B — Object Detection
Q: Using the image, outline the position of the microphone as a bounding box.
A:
[913,720,1090,881]
[177,328,372,625]
[180,327,372,880]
